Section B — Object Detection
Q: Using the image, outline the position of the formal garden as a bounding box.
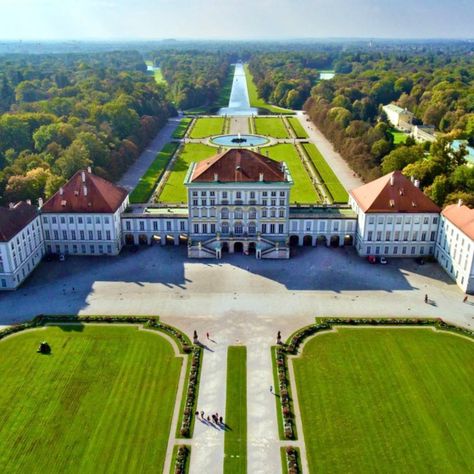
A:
[189,117,228,139]
[254,117,290,139]
[0,316,202,474]
[273,319,474,473]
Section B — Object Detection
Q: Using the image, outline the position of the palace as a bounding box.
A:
[1,149,473,294]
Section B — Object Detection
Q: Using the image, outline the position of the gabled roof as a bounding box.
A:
[42,170,128,214]
[442,204,474,240]
[350,171,440,214]
[0,201,38,242]
[190,148,287,183]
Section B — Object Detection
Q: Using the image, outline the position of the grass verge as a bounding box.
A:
[189,117,226,139]
[172,118,193,139]
[254,117,290,139]
[157,143,216,204]
[224,346,247,474]
[302,142,348,203]
[129,142,179,203]
[287,117,308,138]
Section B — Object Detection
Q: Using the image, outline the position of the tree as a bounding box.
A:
[56,140,92,178]
[430,138,466,175]
[381,145,425,174]
[425,175,449,206]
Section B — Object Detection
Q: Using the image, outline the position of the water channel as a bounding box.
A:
[218,62,257,116]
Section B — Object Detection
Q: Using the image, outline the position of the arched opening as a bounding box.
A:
[151,234,162,245]
[317,235,327,246]
[125,234,135,245]
[344,234,353,246]
[330,235,340,247]
[303,235,313,246]
[166,235,175,245]
[138,234,148,245]
[248,242,256,254]
[222,242,229,253]
[234,242,244,253]
[289,235,299,247]
[179,234,188,245]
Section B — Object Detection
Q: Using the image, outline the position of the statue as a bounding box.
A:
[37,341,51,354]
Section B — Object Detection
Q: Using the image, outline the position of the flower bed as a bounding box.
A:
[281,446,301,474]
[172,444,191,474]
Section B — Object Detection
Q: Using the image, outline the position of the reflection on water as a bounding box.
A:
[320,71,335,80]
[218,63,258,116]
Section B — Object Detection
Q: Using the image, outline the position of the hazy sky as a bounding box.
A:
[1,0,473,40]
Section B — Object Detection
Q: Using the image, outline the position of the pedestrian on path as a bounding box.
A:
[270,385,273,393]
[206,332,209,339]
[195,410,199,418]
[219,416,223,424]
[463,295,468,303]
[424,294,428,304]
[200,410,204,418]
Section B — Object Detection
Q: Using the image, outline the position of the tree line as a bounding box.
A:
[0,51,175,204]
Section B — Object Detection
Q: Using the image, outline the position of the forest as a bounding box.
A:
[301,48,474,206]
[0,51,175,204]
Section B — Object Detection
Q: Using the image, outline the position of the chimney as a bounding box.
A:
[399,188,404,196]
[38,197,43,208]
[26,199,31,205]
[214,173,218,182]
[81,171,86,183]
[259,173,264,182]
[414,180,420,188]
[83,186,88,196]
[59,187,64,195]
[9,202,14,209]
[390,175,395,186]
[87,166,92,173]
[458,199,463,207]
[411,176,415,183]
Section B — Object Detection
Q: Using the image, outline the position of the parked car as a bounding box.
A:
[367,255,377,264]
[379,256,388,265]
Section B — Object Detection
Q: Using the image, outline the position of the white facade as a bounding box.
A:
[42,197,128,257]
[436,209,474,294]
[383,104,414,131]
[0,214,44,289]
[349,194,439,258]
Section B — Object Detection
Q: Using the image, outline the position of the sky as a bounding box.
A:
[0,0,473,40]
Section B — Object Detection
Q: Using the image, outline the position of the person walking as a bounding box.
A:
[206,332,209,339]
[463,295,468,303]
[424,294,428,304]
[270,385,273,393]
[200,410,204,418]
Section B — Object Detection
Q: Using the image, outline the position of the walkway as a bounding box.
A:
[118,115,181,192]
[295,112,363,191]
[228,116,250,135]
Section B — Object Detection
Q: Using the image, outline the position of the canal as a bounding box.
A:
[218,63,257,116]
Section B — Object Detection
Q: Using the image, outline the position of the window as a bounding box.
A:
[166,221,172,231]
[62,230,67,240]
[262,199,268,206]
[394,231,400,241]
[278,224,284,234]
[87,217,92,224]
[99,245,104,254]
[97,231,102,240]
[385,231,391,241]
[250,192,255,199]
[430,231,436,241]
[234,223,242,234]
[88,231,93,240]
[249,208,257,219]
[45,230,50,240]
[413,231,418,241]
[1,279,6,288]
[384,246,389,254]
[139,221,145,231]
[80,230,85,240]
[210,224,216,233]
[405,217,411,224]
[201,199,207,206]
[368,216,375,224]
[222,192,228,198]
[192,191,198,196]
[333,222,339,232]
[411,246,416,255]
[377,217,384,224]
[433,216,438,224]
[78,217,83,224]
[234,208,243,219]
[192,208,199,217]
[271,199,276,206]
[279,209,285,218]
[53,230,59,240]
[367,246,371,255]
[201,191,206,196]
[396,217,402,224]
[280,191,285,197]
[248,223,256,234]
[387,217,393,224]
[90,245,95,254]
[126,221,131,231]
[104,217,110,224]
[262,209,268,218]
[73,245,78,254]
[69,217,74,224]
[153,221,158,231]
[221,208,229,219]
[43,217,48,224]
[52,217,57,224]
[193,224,199,233]
[393,246,398,255]
[414,217,420,224]
[403,231,409,241]
[423,217,429,225]
[202,224,208,234]
[193,199,198,206]
[81,245,86,253]
[107,245,112,254]
[236,192,241,199]
[367,231,373,241]
[270,224,275,233]
[60,216,66,224]
[106,231,111,240]
[421,232,426,242]
[270,209,276,218]
[280,199,285,206]
[221,222,229,234]
[180,221,186,231]
[262,224,267,233]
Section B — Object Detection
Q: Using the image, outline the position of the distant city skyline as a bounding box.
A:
[1,0,473,40]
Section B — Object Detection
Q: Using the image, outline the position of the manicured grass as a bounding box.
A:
[145,60,166,84]
[287,117,308,138]
[293,327,474,473]
[224,346,247,474]
[265,144,319,204]
[389,128,410,145]
[189,117,226,139]
[158,143,216,203]
[129,142,179,203]
[302,142,348,203]
[244,64,295,115]
[0,325,182,473]
[254,117,290,139]
[172,118,193,139]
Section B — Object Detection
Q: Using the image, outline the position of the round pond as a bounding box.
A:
[210,134,270,148]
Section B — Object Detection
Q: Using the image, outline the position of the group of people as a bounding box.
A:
[196,410,223,426]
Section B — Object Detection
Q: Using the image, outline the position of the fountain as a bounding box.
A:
[231,132,247,144]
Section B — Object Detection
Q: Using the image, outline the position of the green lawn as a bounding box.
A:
[254,117,290,139]
[172,118,193,139]
[224,346,247,474]
[243,64,294,115]
[265,144,319,204]
[293,327,474,473]
[129,142,179,203]
[145,60,166,84]
[389,128,410,145]
[287,117,308,138]
[214,66,234,109]
[189,117,226,139]
[0,325,182,473]
[158,143,216,203]
[302,143,348,203]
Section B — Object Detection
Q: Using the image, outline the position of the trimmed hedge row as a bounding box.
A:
[173,445,190,474]
[283,446,301,474]
[275,346,296,440]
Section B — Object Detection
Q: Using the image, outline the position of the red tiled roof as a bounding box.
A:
[442,204,474,240]
[0,201,38,242]
[190,148,286,183]
[42,170,128,213]
[350,171,440,214]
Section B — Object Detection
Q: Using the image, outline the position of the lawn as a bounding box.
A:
[158,143,216,203]
[214,66,234,109]
[287,117,308,138]
[302,142,348,203]
[172,118,193,139]
[189,117,226,139]
[265,144,319,204]
[293,327,474,473]
[389,128,409,145]
[145,60,166,85]
[129,142,179,203]
[0,325,183,473]
[254,117,290,139]
[244,64,295,115]
[224,346,247,474]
